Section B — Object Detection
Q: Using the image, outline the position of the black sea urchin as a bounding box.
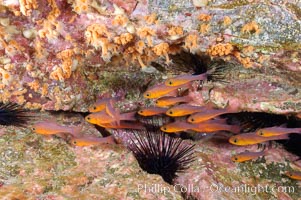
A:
[128,130,195,184]
[0,102,32,127]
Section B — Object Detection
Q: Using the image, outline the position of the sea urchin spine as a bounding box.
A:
[0,102,33,127]
[128,130,195,184]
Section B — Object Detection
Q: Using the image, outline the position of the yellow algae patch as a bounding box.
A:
[85,24,110,46]
[50,67,64,82]
[168,25,184,41]
[112,15,129,27]
[71,0,89,14]
[57,49,75,79]
[199,23,210,34]
[47,0,61,20]
[0,90,11,102]
[41,83,49,97]
[242,45,254,55]
[24,102,42,109]
[135,40,146,54]
[33,39,48,60]
[207,43,234,56]
[137,27,155,47]
[19,0,38,16]
[144,13,158,25]
[0,66,12,86]
[233,51,252,68]
[38,19,59,41]
[50,49,78,81]
[125,46,147,68]
[184,34,198,52]
[85,24,114,61]
[168,26,183,36]
[8,40,25,52]
[27,80,40,92]
[37,0,61,42]
[153,42,170,64]
[241,21,261,34]
[4,40,24,57]
[16,95,25,105]
[223,16,232,26]
[257,55,269,65]
[114,33,133,45]
[12,88,28,104]
[197,14,212,21]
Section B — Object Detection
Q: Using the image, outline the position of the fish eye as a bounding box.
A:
[93,106,97,110]
[146,93,150,97]
[163,127,167,131]
[73,141,77,145]
[155,100,158,104]
[190,118,194,122]
[168,81,173,85]
[234,157,238,161]
[259,131,263,136]
[233,138,238,143]
[138,110,143,114]
[32,127,36,131]
[169,111,173,115]
[87,117,91,121]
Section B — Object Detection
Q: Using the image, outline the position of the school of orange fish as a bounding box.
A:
[30,73,301,181]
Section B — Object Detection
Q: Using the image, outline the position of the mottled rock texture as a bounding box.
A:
[0,0,300,113]
[0,0,301,199]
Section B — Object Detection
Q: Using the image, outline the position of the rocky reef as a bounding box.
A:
[0,0,301,199]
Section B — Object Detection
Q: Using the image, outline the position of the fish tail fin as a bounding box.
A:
[230,125,241,134]
[279,123,287,128]
[196,73,208,80]
[276,133,290,140]
[211,117,227,124]
[71,125,83,138]
[167,89,179,97]
[106,101,121,125]
[115,111,121,126]
[105,135,118,144]
[121,111,137,121]
[124,121,145,130]
[182,95,193,103]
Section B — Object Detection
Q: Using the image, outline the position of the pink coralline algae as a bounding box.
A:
[0,0,299,113]
[0,0,301,199]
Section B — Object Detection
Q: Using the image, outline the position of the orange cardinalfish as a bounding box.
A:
[284,171,301,181]
[88,97,120,113]
[187,108,237,123]
[32,121,82,137]
[138,107,168,116]
[165,73,207,87]
[160,121,195,133]
[231,150,266,163]
[256,126,301,137]
[166,104,207,117]
[155,95,193,107]
[98,121,145,130]
[85,111,136,126]
[160,119,230,133]
[190,122,240,133]
[71,135,116,147]
[228,132,289,146]
[143,82,190,99]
